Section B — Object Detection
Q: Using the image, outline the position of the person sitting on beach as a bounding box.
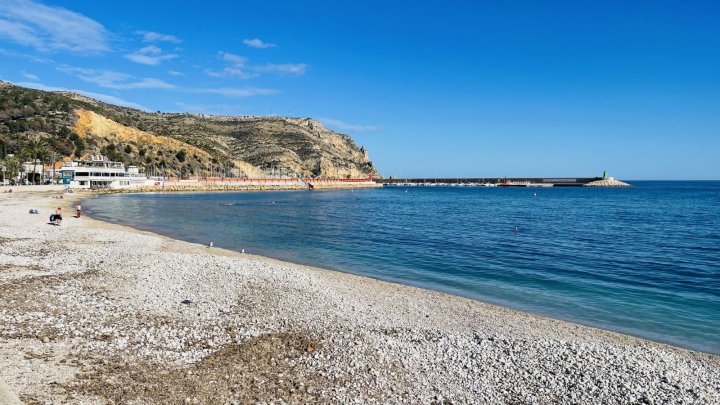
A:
[54,207,62,226]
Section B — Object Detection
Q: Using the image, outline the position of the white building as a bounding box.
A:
[59,155,150,189]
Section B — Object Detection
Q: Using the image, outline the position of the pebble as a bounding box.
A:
[0,190,718,404]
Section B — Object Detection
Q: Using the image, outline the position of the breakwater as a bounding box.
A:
[380,177,630,187]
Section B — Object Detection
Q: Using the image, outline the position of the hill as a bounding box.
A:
[0,81,379,179]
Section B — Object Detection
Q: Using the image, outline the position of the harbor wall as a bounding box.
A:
[379,177,603,186]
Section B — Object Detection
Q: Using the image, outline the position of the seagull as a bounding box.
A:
[209,241,214,247]
[241,249,245,253]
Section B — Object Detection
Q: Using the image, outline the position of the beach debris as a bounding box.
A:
[28,209,39,214]
[40,336,49,344]
[306,344,314,353]
[180,299,192,305]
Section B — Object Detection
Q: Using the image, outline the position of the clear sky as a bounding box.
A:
[1,0,718,179]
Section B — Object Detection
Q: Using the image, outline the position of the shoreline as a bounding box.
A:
[1,187,718,403]
[77,195,717,356]
[70,181,383,195]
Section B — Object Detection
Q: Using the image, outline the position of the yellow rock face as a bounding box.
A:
[74,109,211,160]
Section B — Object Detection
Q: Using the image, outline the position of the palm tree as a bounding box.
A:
[22,134,49,184]
[48,151,60,184]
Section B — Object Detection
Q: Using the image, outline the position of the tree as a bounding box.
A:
[22,134,49,184]
[176,149,187,162]
[48,151,60,184]
[2,155,21,182]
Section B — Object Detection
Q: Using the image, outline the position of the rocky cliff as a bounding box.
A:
[0,81,380,178]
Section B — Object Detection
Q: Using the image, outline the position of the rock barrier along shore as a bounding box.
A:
[0,188,718,404]
[72,181,383,194]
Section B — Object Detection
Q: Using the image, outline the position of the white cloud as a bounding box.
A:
[317,117,378,133]
[205,51,256,79]
[193,87,278,98]
[0,18,41,48]
[0,47,53,63]
[78,91,147,110]
[220,51,246,65]
[55,65,272,99]
[243,38,275,49]
[58,65,175,90]
[204,67,257,79]
[206,51,308,79]
[0,0,109,52]
[21,71,38,81]
[12,80,146,110]
[125,44,178,66]
[139,45,162,55]
[14,81,65,91]
[136,30,181,43]
[174,102,247,115]
[116,78,175,89]
[255,63,308,76]
[168,70,185,76]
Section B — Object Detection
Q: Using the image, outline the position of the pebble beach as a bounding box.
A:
[1,187,718,404]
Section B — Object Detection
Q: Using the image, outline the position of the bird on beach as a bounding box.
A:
[209,241,214,247]
[241,249,245,253]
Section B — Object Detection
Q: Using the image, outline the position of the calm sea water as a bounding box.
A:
[83,181,720,354]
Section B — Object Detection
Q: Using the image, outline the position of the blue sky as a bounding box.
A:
[0,0,718,179]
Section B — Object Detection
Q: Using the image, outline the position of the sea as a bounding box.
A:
[82,181,720,354]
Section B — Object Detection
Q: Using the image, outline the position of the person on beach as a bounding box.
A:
[54,207,62,226]
[76,204,81,218]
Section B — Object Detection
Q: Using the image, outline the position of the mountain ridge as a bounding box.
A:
[0,81,380,179]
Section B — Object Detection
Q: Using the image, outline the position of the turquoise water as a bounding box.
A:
[83,181,720,354]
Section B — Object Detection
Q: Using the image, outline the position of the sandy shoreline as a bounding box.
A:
[1,187,718,404]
